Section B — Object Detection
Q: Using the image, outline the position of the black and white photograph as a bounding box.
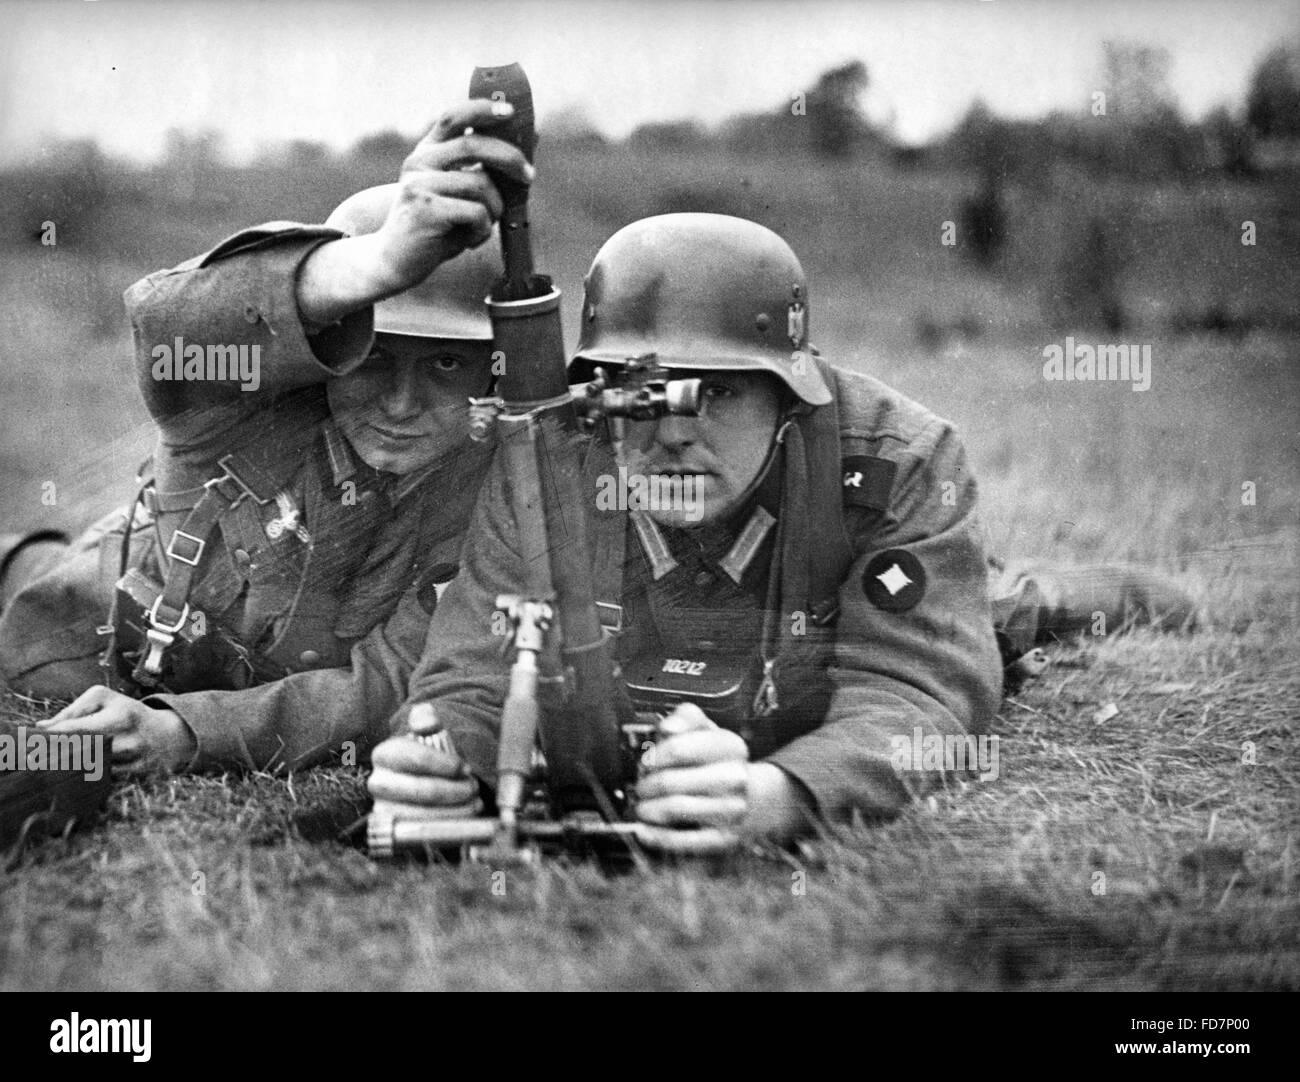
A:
[0,0,1296,1015]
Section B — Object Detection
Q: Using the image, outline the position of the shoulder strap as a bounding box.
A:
[583,439,628,634]
[791,354,856,624]
[130,453,285,686]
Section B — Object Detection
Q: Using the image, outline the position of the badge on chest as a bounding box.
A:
[622,650,764,728]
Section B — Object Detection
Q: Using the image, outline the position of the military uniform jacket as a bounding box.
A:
[404,363,1003,820]
[2,224,490,771]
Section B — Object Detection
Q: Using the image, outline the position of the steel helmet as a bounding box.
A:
[324,183,497,340]
[574,213,830,406]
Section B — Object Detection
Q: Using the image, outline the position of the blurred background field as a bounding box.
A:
[2,45,1297,629]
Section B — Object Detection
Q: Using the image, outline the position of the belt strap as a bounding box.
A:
[585,440,629,633]
[143,484,207,515]
[133,453,279,686]
[802,354,855,625]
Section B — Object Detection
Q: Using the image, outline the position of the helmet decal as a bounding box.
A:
[788,301,806,349]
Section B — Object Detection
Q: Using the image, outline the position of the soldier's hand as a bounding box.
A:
[297,99,532,326]
[367,703,483,820]
[372,98,533,292]
[635,703,750,831]
[37,686,196,774]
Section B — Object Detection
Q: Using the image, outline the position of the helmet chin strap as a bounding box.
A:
[608,398,803,527]
[723,400,805,522]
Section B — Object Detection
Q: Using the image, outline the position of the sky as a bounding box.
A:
[0,0,1296,164]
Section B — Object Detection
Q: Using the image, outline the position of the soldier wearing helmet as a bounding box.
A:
[369,213,1194,843]
[0,98,531,775]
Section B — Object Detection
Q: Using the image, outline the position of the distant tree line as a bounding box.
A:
[608,41,1300,180]
[3,40,1295,255]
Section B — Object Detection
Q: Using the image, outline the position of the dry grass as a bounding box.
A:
[1,153,1296,990]
[1,617,1296,991]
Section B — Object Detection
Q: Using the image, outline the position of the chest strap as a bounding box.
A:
[132,453,282,686]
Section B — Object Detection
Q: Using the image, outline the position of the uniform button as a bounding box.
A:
[233,548,251,570]
[299,649,321,666]
[694,570,714,588]
[243,304,260,324]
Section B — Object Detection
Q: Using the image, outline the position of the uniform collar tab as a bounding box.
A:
[718,506,777,585]
[630,509,678,580]
[322,420,358,487]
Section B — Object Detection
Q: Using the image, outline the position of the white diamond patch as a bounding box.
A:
[876,563,913,597]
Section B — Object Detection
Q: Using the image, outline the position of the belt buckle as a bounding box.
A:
[165,529,205,567]
[139,598,190,679]
[146,596,190,635]
[595,602,623,634]
[210,454,274,506]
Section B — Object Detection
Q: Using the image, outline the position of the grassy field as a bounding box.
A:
[0,150,1297,989]
[2,618,1296,991]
